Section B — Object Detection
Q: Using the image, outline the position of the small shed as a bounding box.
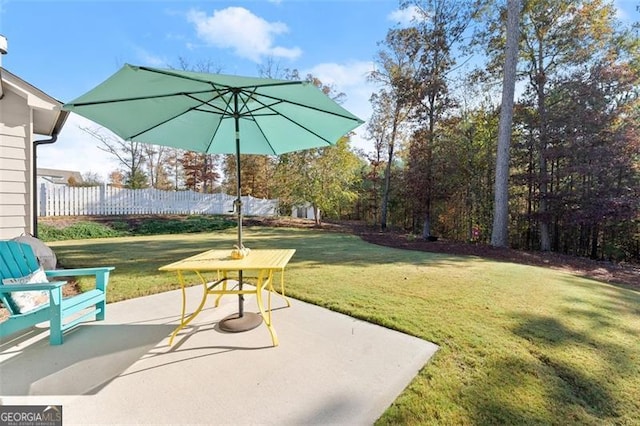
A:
[0,67,68,239]
[291,203,318,221]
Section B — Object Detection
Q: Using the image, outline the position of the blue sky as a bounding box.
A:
[1,0,638,179]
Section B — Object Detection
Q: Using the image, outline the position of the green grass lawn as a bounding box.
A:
[48,227,640,425]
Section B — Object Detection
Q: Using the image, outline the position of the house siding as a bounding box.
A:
[0,87,33,239]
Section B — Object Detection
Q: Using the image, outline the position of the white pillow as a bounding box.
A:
[2,267,50,313]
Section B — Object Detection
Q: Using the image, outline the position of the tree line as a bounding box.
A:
[76,0,639,263]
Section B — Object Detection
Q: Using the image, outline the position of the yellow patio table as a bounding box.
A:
[159,249,296,346]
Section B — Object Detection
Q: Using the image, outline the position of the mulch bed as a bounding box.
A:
[247,217,639,289]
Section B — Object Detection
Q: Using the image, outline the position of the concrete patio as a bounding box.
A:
[0,285,438,425]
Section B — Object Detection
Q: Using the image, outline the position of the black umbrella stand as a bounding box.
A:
[219,102,263,333]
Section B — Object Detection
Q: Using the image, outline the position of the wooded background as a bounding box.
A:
[72,0,639,263]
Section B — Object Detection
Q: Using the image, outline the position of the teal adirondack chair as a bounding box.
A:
[0,240,114,345]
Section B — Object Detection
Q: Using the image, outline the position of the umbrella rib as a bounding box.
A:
[263,111,336,147]
[237,87,362,122]
[188,92,234,115]
[243,104,333,153]
[202,90,236,154]
[225,87,338,150]
[126,90,235,140]
[239,90,356,148]
[65,89,215,107]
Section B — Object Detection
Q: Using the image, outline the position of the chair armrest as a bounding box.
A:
[0,281,67,292]
[46,267,115,278]
[46,267,114,292]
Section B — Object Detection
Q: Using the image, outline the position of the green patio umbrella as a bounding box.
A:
[63,64,363,331]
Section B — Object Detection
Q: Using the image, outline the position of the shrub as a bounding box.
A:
[131,215,235,235]
[39,215,237,241]
[39,221,126,241]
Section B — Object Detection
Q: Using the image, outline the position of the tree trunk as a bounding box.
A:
[380,144,394,231]
[590,224,599,260]
[381,109,401,232]
[421,196,433,239]
[422,99,436,240]
[313,206,321,225]
[536,44,551,251]
[422,212,431,240]
[526,142,534,249]
[538,143,551,251]
[491,0,521,248]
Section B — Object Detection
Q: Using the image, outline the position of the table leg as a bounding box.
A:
[213,271,228,307]
[264,270,291,307]
[255,269,278,346]
[277,270,291,307]
[169,270,209,346]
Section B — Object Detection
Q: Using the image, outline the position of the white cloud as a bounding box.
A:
[38,114,121,181]
[133,46,167,67]
[306,61,374,89]
[186,7,302,62]
[305,61,376,116]
[304,61,378,153]
[387,5,424,27]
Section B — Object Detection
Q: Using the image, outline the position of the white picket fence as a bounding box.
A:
[38,184,279,217]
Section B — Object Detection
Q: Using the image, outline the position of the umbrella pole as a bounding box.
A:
[235,133,244,318]
[219,93,262,333]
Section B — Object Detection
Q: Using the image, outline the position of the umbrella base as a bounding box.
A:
[219,312,263,332]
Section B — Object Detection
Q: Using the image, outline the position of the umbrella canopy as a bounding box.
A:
[63,64,363,332]
[63,64,363,155]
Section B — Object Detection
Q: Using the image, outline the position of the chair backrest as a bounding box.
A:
[0,241,42,314]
